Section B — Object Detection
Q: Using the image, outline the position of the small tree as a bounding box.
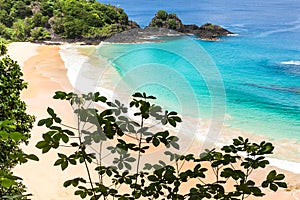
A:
[167,18,177,30]
[36,91,287,199]
[157,10,168,20]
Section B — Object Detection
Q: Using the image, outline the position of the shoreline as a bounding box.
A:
[8,43,82,199]
[62,43,300,173]
[6,42,300,199]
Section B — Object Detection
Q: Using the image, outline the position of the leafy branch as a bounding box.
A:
[36,91,287,199]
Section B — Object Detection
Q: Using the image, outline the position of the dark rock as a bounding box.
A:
[186,23,233,40]
[148,10,233,41]
[127,20,140,29]
[105,27,184,43]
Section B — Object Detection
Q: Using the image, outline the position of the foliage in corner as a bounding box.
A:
[36,91,287,199]
[0,43,38,199]
[0,0,137,41]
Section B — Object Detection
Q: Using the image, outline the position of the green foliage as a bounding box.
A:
[0,44,36,198]
[150,10,182,30]
[157,10,168,20]
[36,91,287,199]
[0,42,7,56]
[167,18,177,30]
[201,23,222,30]
[30,27,51,41]
[0,0,133,41]
[0,53,35,138]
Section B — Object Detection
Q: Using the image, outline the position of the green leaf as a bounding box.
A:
[63,180,72,187]
[54,117,62,123]
[132,92,143,98]
[69,159,76,165]
[37,119,46,126]
[169,111,177,115]
[61,161,68,170]
[53,91,67,99]
[124,162,132,170]
[0,130,9,139]
[267,170,276,181]
[106,169,112,177]
[71,142,79,147]
[168,119,176,127]
[171,142,180,150]
[172,116,182,122]
[54,159,63,166]
[26,154,39,161]
[274,174,285,180]
[9,132,25,141]
[148,175,158,182]
[36,141,48,148]
[125,157,136,162]
[250,187,263,196]
[153,137,160,147]
[0,178,16,188]
[61,134,69,143]
[275,182,287,188]
[42,146,51,153]
[270,183,278,191]
[118,162,123,170]
[47,107,55,117]
[262,181,269,188]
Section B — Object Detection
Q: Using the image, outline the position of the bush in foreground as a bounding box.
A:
[36,91,287,199]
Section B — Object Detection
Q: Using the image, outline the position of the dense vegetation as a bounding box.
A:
[0,0,138,41]
[0,43,38,199]
[36,91,287,199]
[149,10,184,30]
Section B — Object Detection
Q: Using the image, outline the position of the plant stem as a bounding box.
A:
[77,107,96,197]
[134,115,144,193]
[60,123,78,130]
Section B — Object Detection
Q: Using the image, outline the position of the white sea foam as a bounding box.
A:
[281,60,300,66]
[59,45,89,87]
[196,131,300,174]
[60,43,124,99]
[268,158,300,174]
[227,33,239,37]
[257,24,300,37]
[60,43,300,175]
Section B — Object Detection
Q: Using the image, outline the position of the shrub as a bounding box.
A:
[167,18,177,29]
[36,91,287,199]
[157,10,168,20]
[30,27,51,41]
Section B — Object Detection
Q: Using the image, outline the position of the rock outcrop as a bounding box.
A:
[182,23,233,40]
[148,10,233,40]
[105,27,185,43]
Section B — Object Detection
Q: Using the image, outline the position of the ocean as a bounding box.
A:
[60,0,300,172]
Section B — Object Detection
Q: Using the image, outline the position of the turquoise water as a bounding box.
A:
[97,37,299,140]
[95,0,300,141]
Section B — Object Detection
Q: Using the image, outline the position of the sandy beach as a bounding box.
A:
[6,42,300,199]
[8,42,83,200]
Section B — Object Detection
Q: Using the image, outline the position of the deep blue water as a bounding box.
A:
[96,0,300,140]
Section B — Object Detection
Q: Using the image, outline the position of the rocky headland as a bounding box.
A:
[39,10,233,44]
[105,10,233,43]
